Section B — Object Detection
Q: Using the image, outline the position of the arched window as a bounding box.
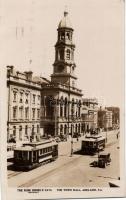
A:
[19,126,22,140]
[37,125,40,133]
[64,124,67,135]
[66,49,70,60]
[71,98,75,116]
[13,126,16,136]
[61,32,65,40]
[60,97,63,117]
[32,125,34,135]
[60,124,63,135]
[78,124,80,133]
[25,125,28,135]
[66,32,70,40]
[64,97,67,118]
[75,124,77,133]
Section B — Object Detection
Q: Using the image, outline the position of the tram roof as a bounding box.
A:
[14,141,58,151]
[23,140,53,147]
[82,136,105,142]
[85,134,103,139]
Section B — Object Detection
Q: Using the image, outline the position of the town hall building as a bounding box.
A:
[41,11,83,137]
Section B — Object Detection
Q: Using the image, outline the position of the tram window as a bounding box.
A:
[85,141,88,146]
[89,142,92,146]
[40,149,43,154]
[33,151,36,160]
[18,151,22,159]
[22,151,27,160]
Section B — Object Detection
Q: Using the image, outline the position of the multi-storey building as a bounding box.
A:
[106,107,120,129]
[7,66,49,145]
[81,98,98,133]
[41,11,83,137]
[97,107,112,130]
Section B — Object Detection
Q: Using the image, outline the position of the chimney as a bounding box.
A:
[24,71,33,81]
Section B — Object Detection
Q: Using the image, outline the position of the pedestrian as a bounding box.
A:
[116,133,119,139]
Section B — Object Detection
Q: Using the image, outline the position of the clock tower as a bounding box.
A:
[51,11,77,88]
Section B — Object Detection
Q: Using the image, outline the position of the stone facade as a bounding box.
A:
[41,11,83,137]
[97,107,112,130]
[7,66,49,145]
[81,98,98,133]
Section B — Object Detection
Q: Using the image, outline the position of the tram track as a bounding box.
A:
[19,155,83,187]
[8,139,118,185]
[8,171,23,179]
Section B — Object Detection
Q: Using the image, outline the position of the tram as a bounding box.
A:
[13,140,58,170]
[81,134,106,155]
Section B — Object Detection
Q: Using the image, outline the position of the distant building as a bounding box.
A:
[81,98,98,133]
[106,107,120,129]
[98,107,112,130]
[7,66,49,145]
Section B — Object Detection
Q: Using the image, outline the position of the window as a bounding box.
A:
[60,105,63,117]
[25,107,29,119]
[37,109,40,119]
[66,49,70,60]
[19,126,22,140]
[61,32,65,40]
[13,91,17,102]
[25,93,28,104]
[32,125,34,134]
[66,32,70,40]
[25,125,28,135]
[60,124,63,134]
[19,107,23,119]
[32,108,35,119]
[13,126,16,136]
[13,107,17,119]
[33,94,36,104]
[20,92,23,103]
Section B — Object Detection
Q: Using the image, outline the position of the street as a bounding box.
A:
[8,130,120,187]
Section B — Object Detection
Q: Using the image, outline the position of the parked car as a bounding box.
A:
[98,152,111,167]
[90,152,111,168]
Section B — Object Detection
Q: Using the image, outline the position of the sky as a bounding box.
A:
[0,0,124,107]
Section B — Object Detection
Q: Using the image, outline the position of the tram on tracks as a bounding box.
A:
[81,134,106,155]
[13,140,58,170]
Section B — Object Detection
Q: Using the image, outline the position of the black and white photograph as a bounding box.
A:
[0,0,125,199]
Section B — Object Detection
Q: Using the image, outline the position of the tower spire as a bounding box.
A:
[51,10,77,87]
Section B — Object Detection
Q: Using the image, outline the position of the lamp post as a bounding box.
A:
[106,125,108,143]
[71,126,73,156]
[70,115,76,157]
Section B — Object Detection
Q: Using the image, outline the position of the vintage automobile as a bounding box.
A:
[90,152,111,168]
